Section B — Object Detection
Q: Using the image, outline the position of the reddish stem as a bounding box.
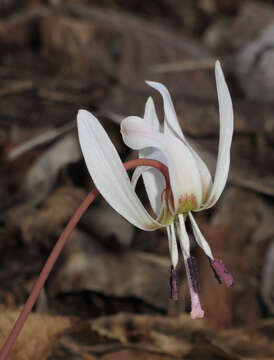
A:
[124,158,170,189]
[0,158,170,360]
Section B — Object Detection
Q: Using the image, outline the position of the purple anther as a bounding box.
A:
[208,258,222,284]
[187,256,200,294]
[209,258,234,287]
[170,266,178,301]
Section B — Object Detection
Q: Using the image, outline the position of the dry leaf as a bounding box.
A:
[7,185,86,243]
[0,307,71,360]
[49,230,172,309]
[40,14,97,75]
[201,188,266,327]
[91,312,204,357]
[44,4,216,99]
[214,319,274,359]
[101,349,177,360]
[21,134,81,203]
[229,2,274,102]
[261,241,274,314]
[81,201,134,248]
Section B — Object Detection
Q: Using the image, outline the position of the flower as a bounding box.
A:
[77,60,233,319]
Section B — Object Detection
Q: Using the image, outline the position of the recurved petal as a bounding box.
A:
[146,81,184,140]
[77,110,162,230]
[189,212,213,259]
[131,149,166,215]
[204,61,233,208]
[147,81,212,204]
[121,116,203,212]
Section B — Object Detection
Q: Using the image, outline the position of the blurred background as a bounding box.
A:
[1,0,274,359]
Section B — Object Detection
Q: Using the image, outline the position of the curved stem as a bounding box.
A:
[0,188,99,360]
[0,158,169,360]
[124,158,170,189]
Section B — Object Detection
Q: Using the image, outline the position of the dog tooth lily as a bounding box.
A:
[77,60,234,319]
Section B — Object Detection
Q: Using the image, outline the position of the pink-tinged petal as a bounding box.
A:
[146,81,184,140]
[204,61,234,208]
[189,212,213,259]
[77,110,162,231]
[121,116,203,212]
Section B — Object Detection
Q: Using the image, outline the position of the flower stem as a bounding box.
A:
[124,158,170,189]
[0,158,169,360]
[0,188,99,360]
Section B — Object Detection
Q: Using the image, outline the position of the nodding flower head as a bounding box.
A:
[77,60,234,319]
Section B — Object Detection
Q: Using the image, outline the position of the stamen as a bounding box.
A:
[208,257,222,284]
[209,258,234,287]
[170,266,178,301]
[185,257,204,319]
[187,256,200,293]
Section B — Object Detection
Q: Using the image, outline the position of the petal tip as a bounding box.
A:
[145,80,154,86]
[145,96,153,107]
[215,60,225,80]
[77,109,95,127]
[215,59,221,68]
[77,109,89,118]
[146,80,163,89]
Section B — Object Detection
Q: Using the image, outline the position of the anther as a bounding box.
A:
[187,256,200,293]
[170,266,178,301]
[209,258,234,287]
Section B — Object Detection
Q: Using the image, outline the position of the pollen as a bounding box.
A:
[170,266,178,301]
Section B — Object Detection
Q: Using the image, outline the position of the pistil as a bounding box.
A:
[187,256,200,293]
[184,256,204,319]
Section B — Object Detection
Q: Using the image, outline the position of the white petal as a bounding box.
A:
[144,97,160,131]
[204,61,234,208]
[134,98,164,214]
[146,81,184,140]
[147,81,212,204]
[77,110,162,230]
[131,149,166,215]
[167,223,178,268]
[190,150,212,204]
[189,213,213,259]
[121,116,203,212]
[178,214,190,259]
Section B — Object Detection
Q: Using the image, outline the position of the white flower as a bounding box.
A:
[77,60,234,319]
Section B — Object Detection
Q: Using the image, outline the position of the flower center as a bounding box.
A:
[177,193,199,214]
[157,188,175,225]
